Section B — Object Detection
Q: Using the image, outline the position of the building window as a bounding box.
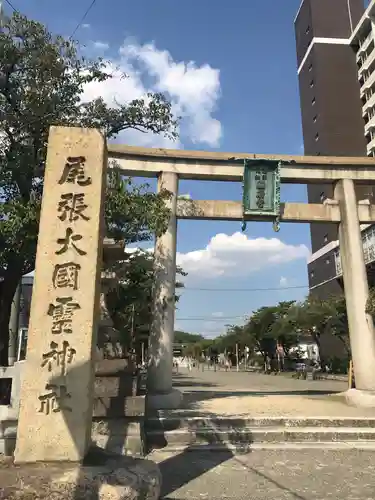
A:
[312,97,316,105]
[310,271,315,279]
[308,63,313,72]
[315,132,319,141]
[324,234,328,243]
[320,191,326,202]
[310,80,314,88]
[306,26,310,34]
[313,115,318,123]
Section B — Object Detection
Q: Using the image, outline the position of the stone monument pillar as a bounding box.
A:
[147,171,182,409]
[14,126,107,463]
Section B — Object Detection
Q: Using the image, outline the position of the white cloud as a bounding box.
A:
[123,233,309,283]
[176,232,309,279]
[82,38,222,148]
[279,276,288,287]
[211,312,224,318]
[82,23,91,29]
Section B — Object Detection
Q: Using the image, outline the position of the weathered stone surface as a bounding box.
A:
[93,395,145,417]
[95,376,136,398]
[95,359,131,375]
[0,448,160,500]
[345,388,375,408]
[92,420,146,456]
[14,126,107,463]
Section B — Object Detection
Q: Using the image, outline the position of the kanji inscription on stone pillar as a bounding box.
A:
[15,127,107,463]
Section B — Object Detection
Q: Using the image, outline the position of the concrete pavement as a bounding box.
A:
[171,367,375,417]
[150,369,375,499]
[154,449,375,499]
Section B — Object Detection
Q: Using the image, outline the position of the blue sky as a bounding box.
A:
[11,0,314,337]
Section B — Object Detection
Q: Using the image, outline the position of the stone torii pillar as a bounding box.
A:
[147,171,182,409]
[335,179,375,406]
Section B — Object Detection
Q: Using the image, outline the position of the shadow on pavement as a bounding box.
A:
[159,447,234,498]
[158,418,255,499]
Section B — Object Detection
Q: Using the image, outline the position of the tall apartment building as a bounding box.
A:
[295,0,375,299]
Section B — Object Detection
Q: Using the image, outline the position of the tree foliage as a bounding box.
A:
[0,12,178,364]
[106,249,186,348]
[182,294,351,372]
[174,331,204,344]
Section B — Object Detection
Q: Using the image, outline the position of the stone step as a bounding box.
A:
[145,416,375,431]
[146,426,375,451]
[148,441,375,452]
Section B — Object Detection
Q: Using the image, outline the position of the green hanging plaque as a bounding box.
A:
[242,159,281,232]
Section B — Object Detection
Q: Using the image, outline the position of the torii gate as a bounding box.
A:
[14,127,375,464]
[108,143,375,410]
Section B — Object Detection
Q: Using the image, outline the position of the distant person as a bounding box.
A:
[173,359,179,373]
[225,357,231,372]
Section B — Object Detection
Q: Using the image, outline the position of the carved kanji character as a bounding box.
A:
[58,193,90,222]
[55,227,86,256]
[52,262,81,290]
[38,384,72,415]
[47,297,81,334]
[41,340,76,376]
[58,156,91,186]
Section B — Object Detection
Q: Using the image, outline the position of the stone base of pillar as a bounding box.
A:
[345,388,375,408]
[146,388,182,410]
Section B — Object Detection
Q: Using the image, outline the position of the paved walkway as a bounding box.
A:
[154,449,375,499]
[153,369,375,499]
[171,367,375,417]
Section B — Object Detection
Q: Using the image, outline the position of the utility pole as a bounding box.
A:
[236,343,239,372]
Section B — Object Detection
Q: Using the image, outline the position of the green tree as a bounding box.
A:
[174,331,204,344]
[215,324,251,354]
[0,12,178,365]
[281,296,338,367]
[245,301,297,368]
[325,294,350,356]
[106,249,186,348]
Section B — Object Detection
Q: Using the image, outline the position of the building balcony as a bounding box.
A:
[365,114,375,135]
[360,69,375,97]
[357,31,374,61]
[334,226,375,278]
[367,135,375,155]
[363,91,375,117]
[359,45,375,76]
